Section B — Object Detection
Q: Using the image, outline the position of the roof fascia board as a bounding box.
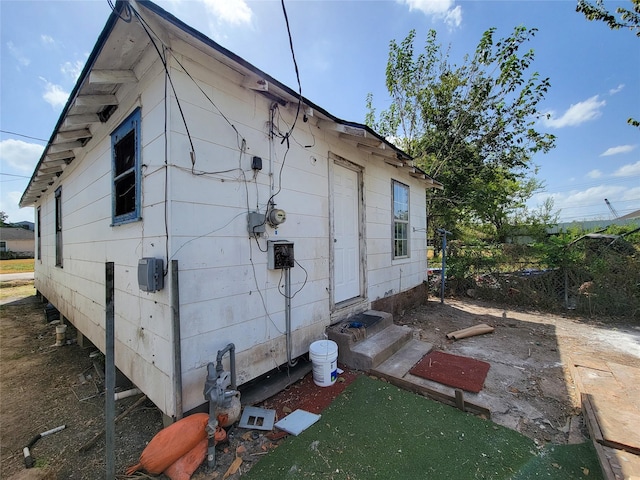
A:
[19,1,125,207]
[135,1,420,165]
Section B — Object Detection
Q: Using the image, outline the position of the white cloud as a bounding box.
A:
[0,139,43,173]
[443,5,462,28]
[61,60,84,82]
[397,0,462,27]
[537,181,640,222]
[41,34,55,45]
[6,41,30,67]
[609,84,624,95]
[621,186,640,201]
[600,144,636,157]
[612,161,640,177]
[40,78,69,108]
[0,190,33,224]
[202,0,252,25]
[587,169,602,179]
[542,95,606,128]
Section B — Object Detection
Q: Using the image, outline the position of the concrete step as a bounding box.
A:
[344,324,413,371]
[374,339,433,377]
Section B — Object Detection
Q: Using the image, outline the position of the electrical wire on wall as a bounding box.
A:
[122,2,311,354]
[128,4,247,171]
[107,0,132,23]
[277,259,308,300]
[279,0,303,140]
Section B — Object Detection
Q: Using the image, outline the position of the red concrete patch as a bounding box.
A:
[409,351,490,393]
[261,367,360,422]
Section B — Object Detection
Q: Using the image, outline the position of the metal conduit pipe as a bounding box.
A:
[215,343,236,389]
[285,267,297,367]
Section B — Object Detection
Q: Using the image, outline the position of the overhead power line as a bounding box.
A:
[0,172,31,178]
[0,130,48,142]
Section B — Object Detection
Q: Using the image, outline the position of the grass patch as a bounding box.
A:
[0,258,34,274]
[0,280,35,301]
[246,376,601,479]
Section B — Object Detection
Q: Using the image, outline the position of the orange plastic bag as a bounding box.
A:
[125,413,209,475]
[164,437,208,480]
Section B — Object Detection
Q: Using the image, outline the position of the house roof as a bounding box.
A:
[0,227,35,241]
[20,0,441,208]
[617,208,640,221]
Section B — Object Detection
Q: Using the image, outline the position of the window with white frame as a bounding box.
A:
[37,207,41,260]
[393,180,409,258]
[55,187,62,267]
[111,108,141,225]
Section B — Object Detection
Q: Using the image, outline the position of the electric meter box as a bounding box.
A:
[267,240,294,269]
[138,257,164,292]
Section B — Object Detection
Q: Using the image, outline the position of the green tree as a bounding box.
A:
[0,211,8,226]
[576,0,640,127]
[576,0,640,35]
[367,27,556,241]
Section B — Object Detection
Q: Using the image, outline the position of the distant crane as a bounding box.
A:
[604,198,619,219]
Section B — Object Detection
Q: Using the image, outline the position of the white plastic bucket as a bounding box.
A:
[309,340,338,387]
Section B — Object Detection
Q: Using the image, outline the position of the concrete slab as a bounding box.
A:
[374,339,433,377]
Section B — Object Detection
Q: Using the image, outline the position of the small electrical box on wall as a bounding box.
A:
[138,257,164,292]
[247,211,266,237]
[267,240,294,269]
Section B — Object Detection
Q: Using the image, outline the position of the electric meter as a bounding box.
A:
[267,208,286,226]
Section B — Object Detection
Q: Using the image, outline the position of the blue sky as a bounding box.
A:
[1,0,638,224]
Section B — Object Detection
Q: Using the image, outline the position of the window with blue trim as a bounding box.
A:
[111,108,141,225]
[392,180,409,258]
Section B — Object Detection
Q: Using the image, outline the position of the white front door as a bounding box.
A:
[333,162,361,303]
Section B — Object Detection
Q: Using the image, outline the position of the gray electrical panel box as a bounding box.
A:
[267,240,294,269]
[138,257,164,292]
[247,212,266,237]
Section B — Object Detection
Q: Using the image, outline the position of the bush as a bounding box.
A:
[442,226,640,321]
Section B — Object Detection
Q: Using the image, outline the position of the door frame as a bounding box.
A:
[328,152,367,318]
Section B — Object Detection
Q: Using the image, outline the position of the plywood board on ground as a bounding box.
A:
[608,362,640,412]
[585,393,640,455]
[572,357,640,459]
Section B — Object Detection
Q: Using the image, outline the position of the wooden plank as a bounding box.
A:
[583,393,605,444]
[586,393,640,455]
[89,69,137,84]
[64,114,100,127]
[591,439,620,480]
[57,128,92,141]
[455,389,465,412]
[370,368,491,418]
[240,362,312,407]
[74,94,118,107]
[48,141,83,153]
[46,150,75,161]
[594,441,640,480]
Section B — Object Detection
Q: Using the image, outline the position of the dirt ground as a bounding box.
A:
[2,280,639,479]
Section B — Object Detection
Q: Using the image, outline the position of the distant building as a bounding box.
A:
[12,221,35,231]
[547,215,639,235]
[617,209,640,221]
[0,227,35,258]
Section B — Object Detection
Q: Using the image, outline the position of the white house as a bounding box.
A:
[20,0,441,419]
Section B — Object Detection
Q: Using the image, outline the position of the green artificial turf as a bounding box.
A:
[512,443,602,479]
[246,375,602,479]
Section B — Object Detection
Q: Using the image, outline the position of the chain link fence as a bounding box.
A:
[437,231,640,321]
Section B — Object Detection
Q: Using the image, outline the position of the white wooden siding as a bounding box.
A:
[34,35,428,417]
